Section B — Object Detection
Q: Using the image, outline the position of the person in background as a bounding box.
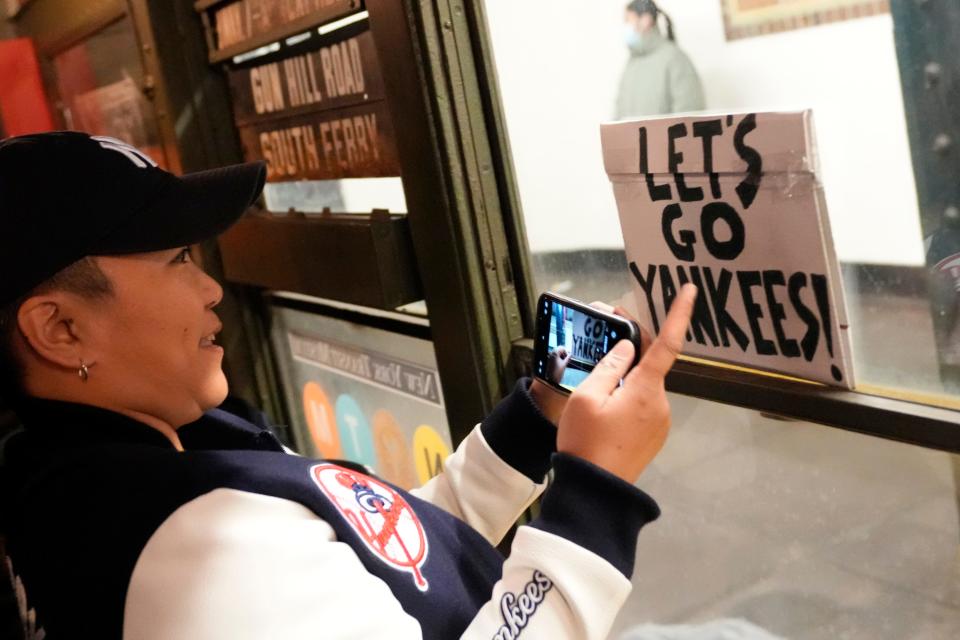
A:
[615,0,706,119]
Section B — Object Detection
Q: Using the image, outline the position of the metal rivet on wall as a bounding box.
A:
[943,205,960,226]
[933,133,953,154]
[924,62,942,88]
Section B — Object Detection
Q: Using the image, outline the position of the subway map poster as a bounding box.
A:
[270,304,452,490]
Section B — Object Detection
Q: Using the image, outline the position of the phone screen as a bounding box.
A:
[535,296,628,392]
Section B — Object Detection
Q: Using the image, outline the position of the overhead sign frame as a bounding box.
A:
[195,0,364,64]
[225,21,399,182]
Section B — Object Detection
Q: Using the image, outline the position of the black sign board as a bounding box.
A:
[214,0,358,52]
[238,100,399,181]
[227,21,399,181]
[227,26,384,126]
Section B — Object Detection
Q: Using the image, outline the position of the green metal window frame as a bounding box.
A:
[14,0,957,454]
[367,0,960,454]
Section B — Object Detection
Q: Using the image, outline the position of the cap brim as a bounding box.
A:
[92,161,266,255]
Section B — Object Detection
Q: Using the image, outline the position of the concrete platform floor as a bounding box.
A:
[612,396,959,639]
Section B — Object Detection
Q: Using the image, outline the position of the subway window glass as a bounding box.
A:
[627,392,959,639]
[483,0,959,637]
[485,0,956,401]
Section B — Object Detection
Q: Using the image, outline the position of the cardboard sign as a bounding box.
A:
[601,111,854,387]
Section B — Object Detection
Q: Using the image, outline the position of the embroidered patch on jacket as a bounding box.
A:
[492,570,554,640]
[310,463,430,591]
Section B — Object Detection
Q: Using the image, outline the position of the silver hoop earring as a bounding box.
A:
[78,361,90,383]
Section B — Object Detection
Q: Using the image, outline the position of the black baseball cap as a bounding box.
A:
[0,131,266,306]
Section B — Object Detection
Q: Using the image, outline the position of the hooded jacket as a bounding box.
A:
[615,28,706,119]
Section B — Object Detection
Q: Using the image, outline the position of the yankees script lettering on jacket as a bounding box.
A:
[1,380,661,639]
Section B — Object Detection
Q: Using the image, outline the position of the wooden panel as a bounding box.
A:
[5,0,36,18]
[194,0,228,11]
[0,38,55,135]
[237,99,399,181]
[227,23,399,181]
[14,0,125,56]
[227,25,384,126]
[212,0,357,52]
[218,213,422,309]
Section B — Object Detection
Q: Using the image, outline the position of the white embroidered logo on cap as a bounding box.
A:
[91,136,158,169]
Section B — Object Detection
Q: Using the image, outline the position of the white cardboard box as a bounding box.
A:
[601,111,854,387]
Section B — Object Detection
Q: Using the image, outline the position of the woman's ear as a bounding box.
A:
[16,293,90,370]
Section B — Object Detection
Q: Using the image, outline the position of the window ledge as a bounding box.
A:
[668,360,960,453]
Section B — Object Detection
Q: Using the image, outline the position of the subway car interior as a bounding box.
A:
[0,0,958,638]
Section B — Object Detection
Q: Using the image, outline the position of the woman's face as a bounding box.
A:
[625,10,655,33]
[80,247,227,428]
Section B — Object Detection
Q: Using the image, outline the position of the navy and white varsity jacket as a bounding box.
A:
[1,380,661,639]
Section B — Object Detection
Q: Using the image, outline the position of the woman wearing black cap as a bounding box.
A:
[615,0,706,119]
[0,131,697,639]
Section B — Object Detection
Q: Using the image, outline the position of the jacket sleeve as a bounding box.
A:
[462,454,660,639]
[668,50,706,113]
[411,379,661,637]
[411,379,557,545]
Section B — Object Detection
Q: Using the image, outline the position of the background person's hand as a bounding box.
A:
[556,284,697,483]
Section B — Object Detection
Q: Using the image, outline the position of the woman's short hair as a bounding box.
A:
[0,257,113,399]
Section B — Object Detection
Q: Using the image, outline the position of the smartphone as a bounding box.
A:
[533,292,642,394]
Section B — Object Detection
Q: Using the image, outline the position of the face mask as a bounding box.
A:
[624,24,643,50]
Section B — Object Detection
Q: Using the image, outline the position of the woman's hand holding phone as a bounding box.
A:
[530,299,638,425]
[528,331,594,426]
[556,284,697,484]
